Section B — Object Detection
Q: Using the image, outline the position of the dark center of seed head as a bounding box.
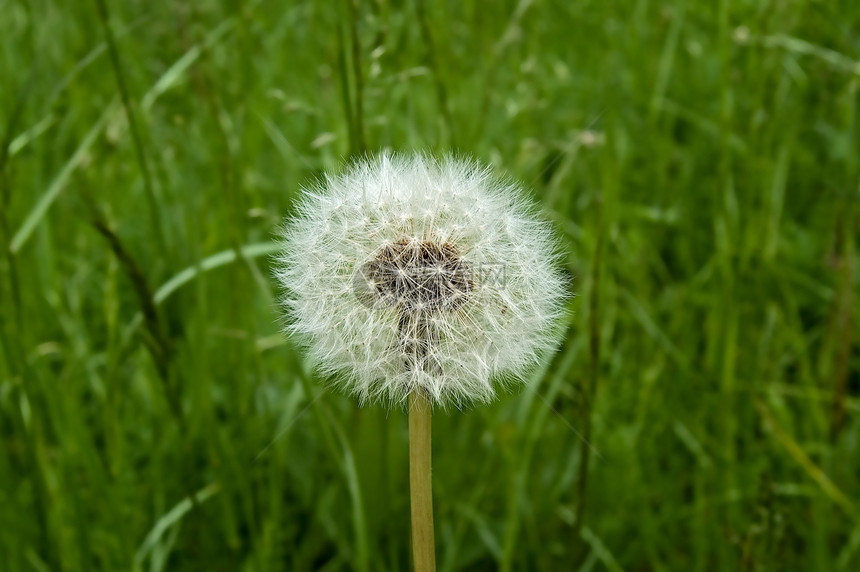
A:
[361,238,472,313]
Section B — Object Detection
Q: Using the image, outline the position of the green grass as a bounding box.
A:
[1,0,859,570]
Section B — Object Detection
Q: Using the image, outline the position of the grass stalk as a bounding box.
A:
[82,191,179,419]
[93,0,170,262]
[409,390,436,572]
[345,0,366,155]
[297,374,370,572]
[830,208,856,438]
[0,71,30,335]
[414,0,455,146]
[573,194,603,563]
[335,21,357,155]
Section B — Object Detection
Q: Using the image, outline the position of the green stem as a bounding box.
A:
[93,0,170,262]
[409,390,436,572]
[573,194,603,563]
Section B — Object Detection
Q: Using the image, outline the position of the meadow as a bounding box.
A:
[1,0,859,570]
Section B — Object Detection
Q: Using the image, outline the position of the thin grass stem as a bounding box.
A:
[573,193,603,563]
[93,0,170,263]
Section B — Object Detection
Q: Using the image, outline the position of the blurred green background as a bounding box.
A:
[2,0,859,570]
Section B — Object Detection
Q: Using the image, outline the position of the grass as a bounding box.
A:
[1,0,859,570]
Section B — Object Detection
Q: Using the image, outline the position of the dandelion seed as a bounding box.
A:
[275,152,568,409]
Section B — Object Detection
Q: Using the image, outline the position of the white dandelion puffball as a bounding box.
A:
[276,153,567,408]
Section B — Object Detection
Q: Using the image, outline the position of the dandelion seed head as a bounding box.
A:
[275,153,568,408]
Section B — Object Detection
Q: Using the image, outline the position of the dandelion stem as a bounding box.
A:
[409,389,436,572]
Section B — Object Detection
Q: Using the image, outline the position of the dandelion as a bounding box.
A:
[277,153,567,407]
[275,152,568,570]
